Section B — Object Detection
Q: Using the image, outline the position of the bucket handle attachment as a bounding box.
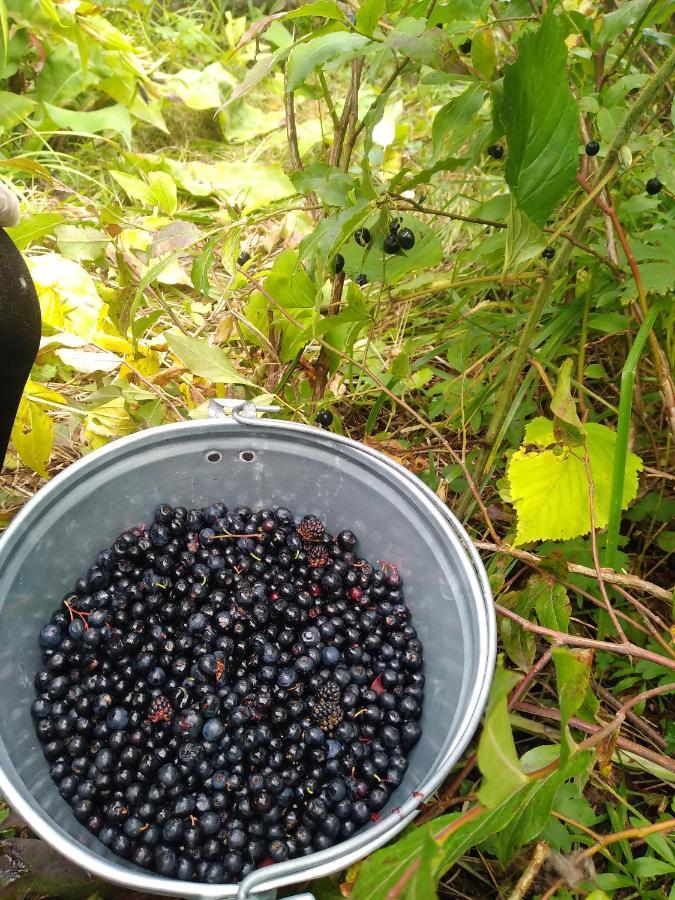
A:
[208,398,281,421]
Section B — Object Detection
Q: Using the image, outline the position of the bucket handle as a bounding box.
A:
[208,398,281,420]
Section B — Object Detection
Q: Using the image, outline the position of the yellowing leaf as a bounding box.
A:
[507,418,642,545]
[28,253,103,339]
[83,397,135,448]
[11,397,53,477]
[56,347,123,373]
[503,200,545,274]
[163,62,235,110]
[23,380,66,404]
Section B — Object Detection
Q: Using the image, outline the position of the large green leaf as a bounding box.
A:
[507,418,643,545]
[0,91,36,130]
[287,32,373,92]
[43,102,133,148]
[165,332,253,385]
[384,17,468,74]
[290,162,357,207]
[432,84,485,159]
[477,656,528,808]
[498,11,578,227]
[553,647,593,760]
[355,0,386,36]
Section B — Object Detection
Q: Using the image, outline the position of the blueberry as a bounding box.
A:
[487,143,504,159]
[40,624,62,649]
[107,708,129,731]
[585,140,600,156]
[202,719,224,742]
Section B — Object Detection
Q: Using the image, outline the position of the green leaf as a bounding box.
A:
[384,18,468,74]
[283,1,344,21]
[498,11,578,227]
[477,656,528,808]
[43,102,133,149]
[600,0,654,44]
[551,358,585,444]
[11,397,53,478]
[507,418,643,545]
[503,200,545,273]
[0,91,36,129]
[6,212,64,249]
[500,616,536,672]
[355,0,386,37]
[627,856,675,878]
[110,170,155,205]
[532,577,571,634]
[353,770,579,899]
[553,647,593,760]
[290,163,357,207]
[148,171,178,215]
[165,332,253,385]
[287,32,372,92]
[221,47,291,109]
[55,224,110,261]
[432,84,485,159]
[299,201,371,276]
[495,749,595,862]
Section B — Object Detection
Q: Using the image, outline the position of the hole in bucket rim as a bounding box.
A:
[205,449,222,463]
[240,450,256,462]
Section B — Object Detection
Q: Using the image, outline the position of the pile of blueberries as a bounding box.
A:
[32,503,424,883]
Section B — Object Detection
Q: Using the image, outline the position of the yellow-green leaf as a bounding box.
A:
[471,28,496,80]
[507,418,642,545]
[165,331,253,385]
[11,397,53,477]
[503,199,545,274]
[148,171,178,216]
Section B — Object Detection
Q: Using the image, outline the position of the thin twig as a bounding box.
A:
[496,604,675,671]
[541,818,675,900]
[476,540,673,602]
[594,681,666,750]
[507,841,549,900]
[237,265,500,541]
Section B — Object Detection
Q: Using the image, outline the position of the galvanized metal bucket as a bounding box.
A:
[0,402,495,899]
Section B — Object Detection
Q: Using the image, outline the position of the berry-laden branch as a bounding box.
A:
[459,48,675,518]
[576,172,675,443]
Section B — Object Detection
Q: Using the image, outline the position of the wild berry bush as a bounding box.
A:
[1,0,674,897]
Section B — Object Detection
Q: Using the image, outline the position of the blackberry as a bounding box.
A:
[237,251,251,266]
[147,694,173,724]
[396,228,415,251]
[298,516,325,543]
[459,37,472,54]
[311,681,343,732]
